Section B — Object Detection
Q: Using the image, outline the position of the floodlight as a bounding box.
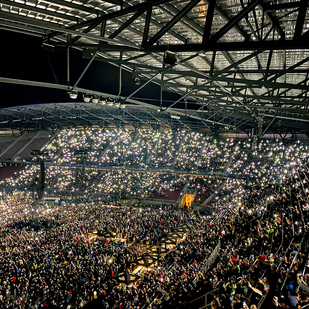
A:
[99,98,106,105]
[134,77,141,85]
[68,91,78,100]
[92,96,99,104]
[83,94,91,103]
[164,51,177,65]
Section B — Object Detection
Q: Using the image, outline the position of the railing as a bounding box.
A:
[192,241,221,287]
[281,236,305,290]
[276,237,294,272]
[188,287,220,309]
[140,265,174,309]
[297,251,309,296]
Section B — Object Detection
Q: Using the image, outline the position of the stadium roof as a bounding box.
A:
[0,0,309,134]
[0,102,212,131]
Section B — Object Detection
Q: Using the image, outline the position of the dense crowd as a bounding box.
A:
[0,162,309,309]
[37,127,309,179]
[1,130,309,309]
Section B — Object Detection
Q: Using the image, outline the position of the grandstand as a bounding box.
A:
[0,0,309,308]
[0,104,309,309]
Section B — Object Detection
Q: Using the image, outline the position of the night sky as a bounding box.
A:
[0,29,188,110]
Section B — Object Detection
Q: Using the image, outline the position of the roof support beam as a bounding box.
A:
[202,0,216,44]
[264,50,273,81]
[209,1,248,39]
[80,38,309,53]
[259,2,285,39]
[0,0,78,22]
[142,4,152,47]
[146,0,201,46]
[109,7,147,40]
[293,0,308,40]
[206,0,261,44]
[46,0,173,39]
[267,56,309,82]
[215,51,263,75]
[0,11,136,47]
[42,0,101,15]
[160,82,307,105]
[263,2,302,11]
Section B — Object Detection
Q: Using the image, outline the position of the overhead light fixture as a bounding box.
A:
[115,101,121,108]
[99,98,106,105]
[164,51,177,65]
[92,96,99,104]
[134,77,141,85]
[68,91,78,100]
[83,93,91,103]
[171,115,180,120]
[120,104,126,109]
[107,99,113,106]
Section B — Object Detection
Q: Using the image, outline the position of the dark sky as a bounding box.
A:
[0,29,189,109]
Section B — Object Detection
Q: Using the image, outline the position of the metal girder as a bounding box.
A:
[146,0,201,46]
[210,51,216,76]
[161,82,308,105]
[70,0,172,31]
[42,0,102,15]
[209,1,248,39]
[207,0,261,44]
[0,11,137,47]
[267,56,309,82]
[142,69,309,76]
[80,38,309,53]
[108,7,147,40]
[263,2,302,11]
[202,0,216,43]
[168,74,309,92]
[259,2,285,39]
[142,3,152,47]
[293,0,308,40]
[159,2,204,35]
[264,50,273,81]
[46,0,173,40]
[215,51,263,75]
[0,0,79,22]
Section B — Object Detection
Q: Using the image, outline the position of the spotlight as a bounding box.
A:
[120,104,126,109]
[164,51,177,65]
[83,93,91,103]
[99,98,106,105]
[107,99,113,106]
[68,91,78,100]
[92,96,99,104]
[134,77,141,85]
[115,101,121,108]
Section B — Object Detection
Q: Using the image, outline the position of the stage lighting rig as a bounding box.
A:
[68,91,78,100]
[83,93,91,103]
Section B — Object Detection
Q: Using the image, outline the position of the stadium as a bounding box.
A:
[0,1,309,309]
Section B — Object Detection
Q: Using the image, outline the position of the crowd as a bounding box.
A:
[1,161,309,309]
[0,129,309,309]
[28,127,308,179]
